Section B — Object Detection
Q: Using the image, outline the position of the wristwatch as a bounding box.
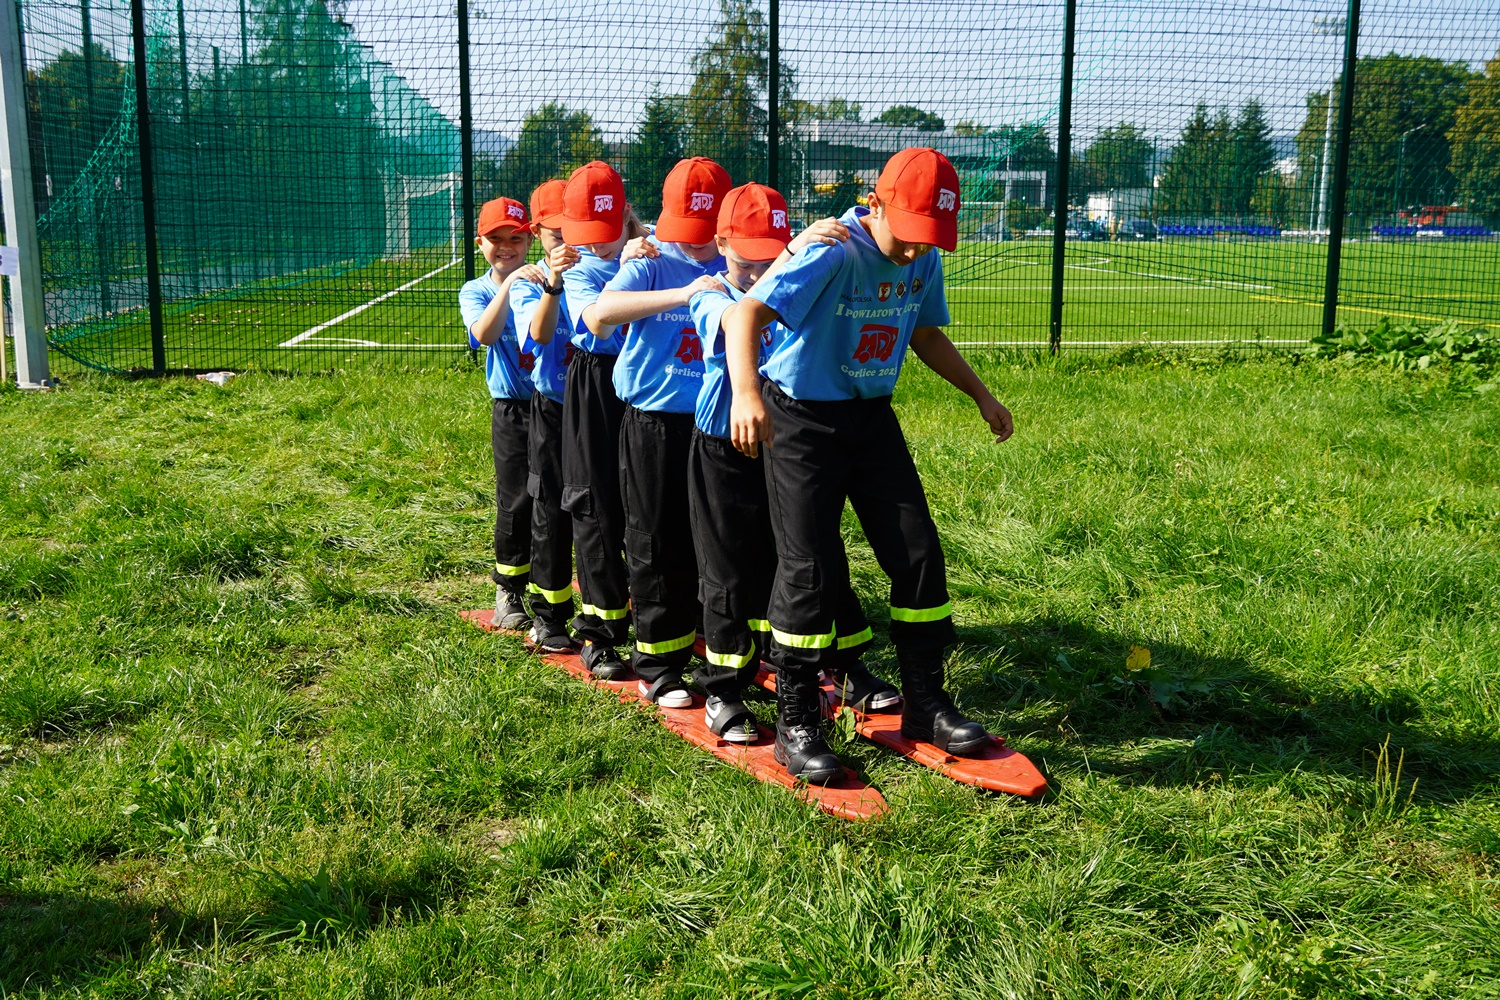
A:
[542,280,564,296]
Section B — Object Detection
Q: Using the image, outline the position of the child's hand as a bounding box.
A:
[620,236,660,264]
[546,244,580,276]
[514,264,548,285]
[978,395,1014,443]
[731,393,775,459]
[683,275,728,301]
[790,218,850,254]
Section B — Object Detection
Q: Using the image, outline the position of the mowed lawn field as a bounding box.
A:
[3,353,1499,997]
[46,237,1500,373]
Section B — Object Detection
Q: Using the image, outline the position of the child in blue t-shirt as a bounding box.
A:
[505,179,580,651]
[558,162,651,678]
[459,196,548,631]
[685,183,901,744]
[722,149,1016,786]
[589,157,731,709]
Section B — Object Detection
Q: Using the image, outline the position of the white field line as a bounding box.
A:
[278,259,459,347]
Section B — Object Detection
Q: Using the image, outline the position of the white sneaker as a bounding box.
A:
[639,680,693,709]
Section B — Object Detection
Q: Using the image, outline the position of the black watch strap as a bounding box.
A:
[542,281,564,296]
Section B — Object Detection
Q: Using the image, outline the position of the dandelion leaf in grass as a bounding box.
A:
[1125,645,1151,672]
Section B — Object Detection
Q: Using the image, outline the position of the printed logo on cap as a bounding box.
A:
[772,209,788,229]
[689,192,715,212]
[594,194,614,212]
[877,282,892,302]
[853,323,899,364]
[937,188,957,212]
[508,203,525,221]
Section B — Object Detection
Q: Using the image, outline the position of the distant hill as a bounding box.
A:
[473,130,515,159]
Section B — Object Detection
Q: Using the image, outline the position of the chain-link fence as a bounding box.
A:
[9,0,1499,373]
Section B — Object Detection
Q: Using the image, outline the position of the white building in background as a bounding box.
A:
[1086,187,1153,228]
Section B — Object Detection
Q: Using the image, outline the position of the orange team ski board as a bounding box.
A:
[459,610,888,822]
[750,666,1048,799]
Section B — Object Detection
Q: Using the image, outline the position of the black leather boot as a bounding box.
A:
[773,668,842,785]
[898,648,989,755]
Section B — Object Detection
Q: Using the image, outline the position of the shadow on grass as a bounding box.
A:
[954,617,1500,801]
[0,864,451,991]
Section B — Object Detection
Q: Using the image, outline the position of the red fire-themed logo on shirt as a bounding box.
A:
[877,282,892,302]
[852,323,899,364]
[674,329,703,365]
[519,351,536,372]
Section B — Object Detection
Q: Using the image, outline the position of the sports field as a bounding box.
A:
[3,352,1497,996]
[44,237,1500,371]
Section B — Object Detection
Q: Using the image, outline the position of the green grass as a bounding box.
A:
[47,237,1500,373]
[2,353,1498,997]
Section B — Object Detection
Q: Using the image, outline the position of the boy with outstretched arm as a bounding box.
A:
[591,156,731,709]
[724,148,1015,785]
[506,179,580,650]
[460,196,550,631]
[558,162,651,678]
[688,184,902,743]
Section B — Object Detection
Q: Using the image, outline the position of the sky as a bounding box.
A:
[18,0,1500,144]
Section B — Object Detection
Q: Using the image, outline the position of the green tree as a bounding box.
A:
[499,102,605,201]
[1448,50,1500,226]
[1078,122,1153,193]
[874,104,945,131]
[25,43,132,201]
[1228,100,1275,216]
[1296,53,1475,221]
[784,98,861,123]
[1158,104,1231,218]
[685,0,769,185]
[627,91,687,219]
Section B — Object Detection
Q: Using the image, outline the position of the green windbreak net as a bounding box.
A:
[15,0,1500,370]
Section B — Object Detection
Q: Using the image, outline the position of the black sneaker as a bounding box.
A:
[704,695,758,744]
[580,642,628,680]
[828,660,903,713]
[494,586,532,630]
[527,619,576,653]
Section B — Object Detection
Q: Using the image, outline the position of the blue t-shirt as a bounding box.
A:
[607,238,725,413]
[747,206,950,401]
[460,272,533,400]
[690,273,779,438]
[511,276,574,404]
[561,248,626,355]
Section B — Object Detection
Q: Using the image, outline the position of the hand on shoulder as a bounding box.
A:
[620,236,660,264]
[790,217,850,254]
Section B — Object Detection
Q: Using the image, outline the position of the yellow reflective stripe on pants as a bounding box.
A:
[747,618,771,633]
[582,603,629,621]
[889,602,952,623]
[527,582,572,605]
[636,630,697,655]
[771,625,836,650]
[495,561,531,577]
[705,645,755,669]
[837,626,873,649]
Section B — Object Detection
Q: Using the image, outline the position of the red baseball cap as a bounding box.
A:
[478,197,530,237]
[562,161,625,245]
[874,147,961,252]
[655,157,732,244]
[530,179,567,229]
[717,183,792,261]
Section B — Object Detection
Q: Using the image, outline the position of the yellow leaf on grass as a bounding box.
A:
[1126,645,1151,672]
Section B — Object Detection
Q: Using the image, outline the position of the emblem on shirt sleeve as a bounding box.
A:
[877,282,892,302]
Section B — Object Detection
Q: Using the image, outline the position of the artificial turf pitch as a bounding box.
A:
[2,351,1497,996]
[44,236,1500,373]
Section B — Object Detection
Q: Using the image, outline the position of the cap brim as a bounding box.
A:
[562,217,622,245]
[535,211,567,229]
[724,235,789,261]
[885,205,958,253]
[655,213,718,244]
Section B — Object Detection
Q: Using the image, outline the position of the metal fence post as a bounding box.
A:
[457,0,474,282]
[1321,0,1360,338]
[767,0,778,190]
[2,0,52,386]
[1048,0,1076,355]
[130,0,166,373]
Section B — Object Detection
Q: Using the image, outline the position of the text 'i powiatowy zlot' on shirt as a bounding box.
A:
[689,272,780,439]
[746,205,949,401]
[559,248,625,355]
[510,275,575,404]
[460,272,534,400]
[607,236,726,413]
